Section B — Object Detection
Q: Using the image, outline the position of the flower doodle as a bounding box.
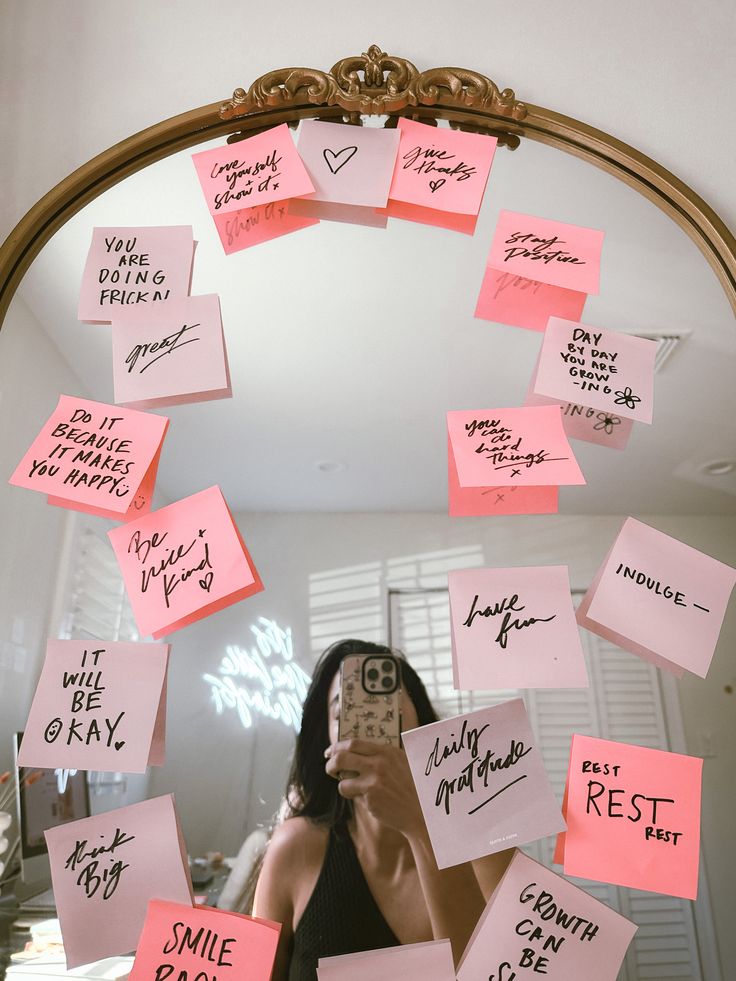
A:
[613,387,641,411]
[593,412,622,435]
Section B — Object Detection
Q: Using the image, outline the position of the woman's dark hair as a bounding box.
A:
[285,638,439,829]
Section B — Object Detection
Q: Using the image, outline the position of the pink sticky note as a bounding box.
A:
[456,850,636,981]
[318,939,455,981]
[18,640,168,773]
[290,197,388,228]
[562,734,703,899]
[78,227,194,323]
[386,118,497,216]
[296,120,400,207]
[111,294,231,409]
[402,699,565,869]
[487,211,604,294]
[108,485,263,639]
[535,318,656,423]
[474,266,587,331]
[577,518,736,678]
[447,406,586,492]
[449,566,588,689]
[192,124,314,217]
[45,794,193,969]
[129,899,281,981]
[213,200,319,253]
[377,199,479,234]
[9,395,168,520]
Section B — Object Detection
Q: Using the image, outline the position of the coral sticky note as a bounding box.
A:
[487,211,604,294]
[212,200,319,254]
[192,124,314,216]
[534,318,656,423]
[9,395,168,520]
[18,640,168,773]
[45,795,192,969]
[402,699,564,869]
[78,226,194,324]
[318,940,455,981]
[109,485,263,639]
[112,294,231,409]
[129,899,281,981]
[475,267,587,333]
[449,566,588,689]
[559,734,702,900]
[456,851,636,981]
[577,517,736,678]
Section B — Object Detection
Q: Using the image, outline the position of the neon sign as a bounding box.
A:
[202,617,311,731]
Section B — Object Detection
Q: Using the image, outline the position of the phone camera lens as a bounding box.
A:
[367,667,379,680]
[381,676,393,689]
[382,660,394,672]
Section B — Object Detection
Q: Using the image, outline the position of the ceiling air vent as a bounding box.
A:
[631,331,689,373]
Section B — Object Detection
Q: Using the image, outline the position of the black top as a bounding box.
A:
[288,823,400,980]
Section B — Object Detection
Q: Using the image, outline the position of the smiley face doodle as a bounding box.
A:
[44,717,63,743]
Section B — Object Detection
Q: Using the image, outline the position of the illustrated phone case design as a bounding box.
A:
[338,654,402,746]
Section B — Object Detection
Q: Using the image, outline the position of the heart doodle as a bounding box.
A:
[199,572,214,592]
[114,741,125,751]
[323,146,358,174]
[429,178,446,194]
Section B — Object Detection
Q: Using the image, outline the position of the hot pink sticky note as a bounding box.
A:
[447,406,586,493]
[402,699,565,869]
[456,850,636,981]
[318,940,455,981]
[561,734,703,899]
[45,794,193,969]
[78,227,194,324]
[129,899,281,981]
[18,640,168,773]
[111,294,231,409]
[192,124,314,217]
[213,200,319,254]
[474,266,587,332]
[448,566,588,689]
[108,485,263,639]
[8,395,168,520]
[487,211,604,294]
[385,118,497,216]
[577,517,736,678]
[534,318,656,423]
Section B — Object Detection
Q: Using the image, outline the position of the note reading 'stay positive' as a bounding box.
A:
[475,267,587,332]
[109,485,263,639]
[318,939,456,981]
[78,226,195,323]
[556,734,702,900]
[8,395,168,520]
[45,795,192,969]
[402,700,564,869]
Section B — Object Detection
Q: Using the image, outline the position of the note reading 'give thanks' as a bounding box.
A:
[19,639,168,774]
[109,485,263,638]
[402,699,564,869]
[8,395,168,520]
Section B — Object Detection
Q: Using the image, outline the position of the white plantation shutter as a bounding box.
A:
[388,587,713,981]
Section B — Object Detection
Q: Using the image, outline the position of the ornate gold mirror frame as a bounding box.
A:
[0,43,734,325]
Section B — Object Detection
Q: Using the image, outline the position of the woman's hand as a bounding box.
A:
[325,738,427,839]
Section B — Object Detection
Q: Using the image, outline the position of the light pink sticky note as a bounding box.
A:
[111,294,231,409]
[377,199,479,234]
[535,318,656,423]
[45,794,193,969]
[213,200,319,253]
[318,939,455,981]
[18,640,168,773]
[561,734,703,900]
[456,850,636,981]
[386,118,497,215]
[402,699,565,869]
[577,517,736,678]
[296,120,400,207]
[474,266,587,331]
[449,566,588,689]
[290,197,388,228]
[487,211,604,294]
[78,226,194,324]
[192,124,314,216]
[8,395,168,520]
[108,485,263,639]
[447,406,586,491]
[129,900,281,981]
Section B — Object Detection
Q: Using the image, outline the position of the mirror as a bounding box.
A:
[1,52,734,979]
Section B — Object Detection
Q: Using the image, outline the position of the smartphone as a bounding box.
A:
[338,654,402,747]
